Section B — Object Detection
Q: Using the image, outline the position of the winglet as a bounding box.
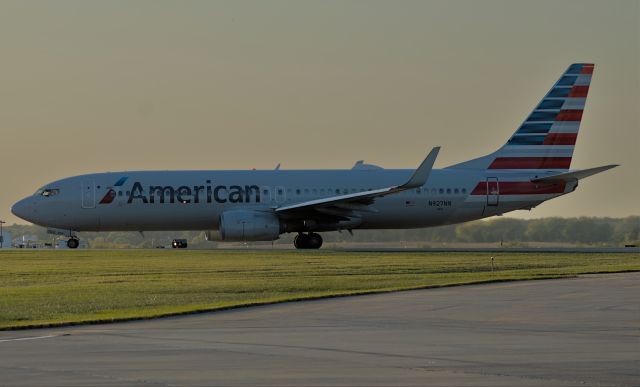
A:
[400,146,440,189]
[276,146,441,214]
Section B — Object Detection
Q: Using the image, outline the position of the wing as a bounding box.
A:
[276,147,440,219]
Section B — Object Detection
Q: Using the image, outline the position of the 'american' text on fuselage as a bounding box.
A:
[127,181,261,204]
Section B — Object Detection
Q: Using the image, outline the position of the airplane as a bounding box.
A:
[11,63,617,249]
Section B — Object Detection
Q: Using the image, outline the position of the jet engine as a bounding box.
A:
[216,210,281,241]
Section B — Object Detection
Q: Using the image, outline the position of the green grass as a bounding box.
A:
[0,250,638,330]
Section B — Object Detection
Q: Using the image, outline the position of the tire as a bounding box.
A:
[308,233,323,249]
[294,233,309,249]
[67,238,79,249]
[294,233,323,249]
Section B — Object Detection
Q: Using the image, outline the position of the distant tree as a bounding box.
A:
[612,217,640,245]
[5,216,639,248]
[561,218,613,244]
[525,218,565,242]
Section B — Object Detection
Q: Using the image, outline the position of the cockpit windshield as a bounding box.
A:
[35,188,60,197]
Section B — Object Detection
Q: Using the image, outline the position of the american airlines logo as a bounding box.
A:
[99,177,128,204]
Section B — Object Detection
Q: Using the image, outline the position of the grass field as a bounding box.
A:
[0,250,638,330]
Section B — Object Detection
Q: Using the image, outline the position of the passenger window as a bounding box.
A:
[446,188,451,194]
[439,188,444,194]
[454,188,459,194]
[335,189,340,194]
[312,188,317,194]
[462,188,467,194]
[296,189,301,195]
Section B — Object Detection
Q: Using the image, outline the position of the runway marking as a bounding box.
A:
[0,333,68,343]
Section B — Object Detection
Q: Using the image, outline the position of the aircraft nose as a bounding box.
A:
[11,197,34,222]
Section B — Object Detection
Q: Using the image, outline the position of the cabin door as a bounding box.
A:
[81,180,96,208]
[486,177,499,206]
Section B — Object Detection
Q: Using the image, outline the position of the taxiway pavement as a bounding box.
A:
[1,273,638,386]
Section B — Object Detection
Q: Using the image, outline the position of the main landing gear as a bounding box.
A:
[294,232,323,249]
[66,237,79,249]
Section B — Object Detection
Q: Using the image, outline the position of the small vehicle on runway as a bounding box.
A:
[172,239,188,249]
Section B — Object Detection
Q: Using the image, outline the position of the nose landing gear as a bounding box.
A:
[66,237,80,249]
[294,233,323,249]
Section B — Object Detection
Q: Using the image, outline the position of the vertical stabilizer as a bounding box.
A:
[448,63,594,170]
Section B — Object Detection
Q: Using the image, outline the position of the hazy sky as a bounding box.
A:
[1,0,638,225]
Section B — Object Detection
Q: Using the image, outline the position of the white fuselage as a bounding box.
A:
[11,167,573,233]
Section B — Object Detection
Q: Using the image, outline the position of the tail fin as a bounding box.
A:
[449,63,594,170]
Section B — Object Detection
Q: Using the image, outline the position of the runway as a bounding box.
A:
[1,273,638,386]
[342,247,640,253]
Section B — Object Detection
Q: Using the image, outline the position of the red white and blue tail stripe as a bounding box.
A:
[449,63,594,170]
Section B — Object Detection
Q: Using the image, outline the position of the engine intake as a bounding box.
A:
[218,210,281,241]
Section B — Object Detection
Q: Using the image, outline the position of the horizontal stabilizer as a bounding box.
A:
[531,164,618,183]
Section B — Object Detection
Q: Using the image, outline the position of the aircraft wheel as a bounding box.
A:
[67,238,79,249]
[294,233,309,249]
[308,233,323,249]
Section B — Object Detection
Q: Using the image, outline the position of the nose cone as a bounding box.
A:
[11,197,34,222]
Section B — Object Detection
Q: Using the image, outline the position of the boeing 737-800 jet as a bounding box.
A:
[11,63,617,249]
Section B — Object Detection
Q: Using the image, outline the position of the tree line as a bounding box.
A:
[4,216,638,249]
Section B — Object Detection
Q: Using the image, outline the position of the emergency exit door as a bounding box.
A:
[275,186,286,204]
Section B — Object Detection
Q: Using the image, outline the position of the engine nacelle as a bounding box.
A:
[217,210,281,241]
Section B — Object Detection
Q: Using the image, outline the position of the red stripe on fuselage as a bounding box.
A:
[556,110,583,121]
[543,133,577,145]
[489,157,572,169]
[471,181,566,195]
